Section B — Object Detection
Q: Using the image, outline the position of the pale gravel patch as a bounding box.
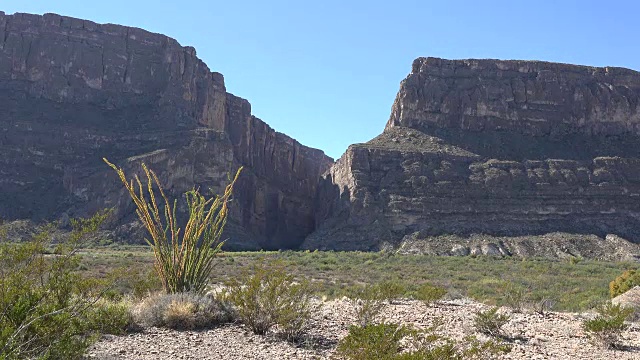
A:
[86,298,640,359]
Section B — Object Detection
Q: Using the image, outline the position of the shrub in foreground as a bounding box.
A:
[473,307,510,338]
[86,300,134,335]
[133,292,233,330]
[583,302,633,349]
[348,284,386,327]
[0,211,129,360]
[223,263,315,341]
[336,322,511,360]
[336,323,411,360]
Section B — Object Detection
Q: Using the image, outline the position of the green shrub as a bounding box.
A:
[459,336,512,359]
[473,307,510,338]
[609,269,640,298]
[0,211,126,360]
[376,280,407,304]
[106,158,241,294]
[396,338,510,360]
[349,284,385,327]
[502,282,528,313]
[119,269,164,300]
[133,292,233,330]
[274,283,316,342]
[583,302,633,349]
[568,256,583,265]
[223,263,314,340]
[336,323,412,360]
[86,300,133,335]
[336,322,511,360]
[413,283,447,305]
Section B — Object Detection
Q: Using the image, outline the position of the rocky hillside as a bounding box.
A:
[305,57,640,255]
[0,12,332,250]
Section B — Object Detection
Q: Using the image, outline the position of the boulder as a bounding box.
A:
[612,286,640,320]
[612,286,640,308]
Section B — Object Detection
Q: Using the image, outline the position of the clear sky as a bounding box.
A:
[2,1,639,159]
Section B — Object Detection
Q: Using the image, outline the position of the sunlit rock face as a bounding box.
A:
[304,57,640,254]
[0,12,332,250]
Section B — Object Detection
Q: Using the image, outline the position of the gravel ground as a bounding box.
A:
[85,298,640,359]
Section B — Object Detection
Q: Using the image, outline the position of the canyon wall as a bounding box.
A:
[3,11,640,257]
[0,12,332,249]
[304,57,640,255]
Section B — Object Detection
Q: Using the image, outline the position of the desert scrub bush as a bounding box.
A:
[456,336,512,359]
[133,292,233,330]
[348,284,385,327]
[413,283,447,306]
[400,336,511,360]
[336,322,511,360]
[568,256,583,265]
[609,269,640,298]
[473,307,510,338]
[274,284,316,342]
[336,323,412,360]
[126,268,164,299]
[0,211,130,360]
[223,262,315,340]
[529,296,557,316]
[86,299,133,335]
[583,302,633,349]
[106,158,241,294]
[376,280,407,304]
[502,282,528,313]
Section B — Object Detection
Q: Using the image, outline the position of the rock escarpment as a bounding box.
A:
[0,12,332,249]
[305,57,640,255]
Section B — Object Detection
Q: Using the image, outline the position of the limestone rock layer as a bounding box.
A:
[0,12,332,249]
[3,11,640,255]
[305,57,640,252]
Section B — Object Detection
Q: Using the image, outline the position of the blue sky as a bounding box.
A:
[2,1,639,158]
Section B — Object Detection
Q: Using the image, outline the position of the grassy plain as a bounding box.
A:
[79,246,636,312]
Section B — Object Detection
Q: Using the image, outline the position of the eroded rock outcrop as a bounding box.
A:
[0,12,332,249]
[305,57,640,256]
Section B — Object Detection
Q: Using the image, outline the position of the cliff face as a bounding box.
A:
[304,57,640,254]
[0,12,332,249]
[388,57,640,160]
[4,12,640,256]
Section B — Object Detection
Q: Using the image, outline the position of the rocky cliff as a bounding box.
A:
[0,12,333,249]
[304,57,640,257]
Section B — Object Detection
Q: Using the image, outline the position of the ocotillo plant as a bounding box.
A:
[104,158,242,294]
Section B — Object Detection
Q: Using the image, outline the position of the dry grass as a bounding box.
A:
[132,292,233,330]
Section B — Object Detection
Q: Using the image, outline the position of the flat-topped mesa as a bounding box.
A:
[304,58,640,258]
[386,57,640,160]
[0,11,332,249]
[0,12,227,129]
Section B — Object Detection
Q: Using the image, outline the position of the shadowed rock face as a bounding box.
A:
[304,57,640,253]
[0,12,332,249]
[3,12,640,257]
